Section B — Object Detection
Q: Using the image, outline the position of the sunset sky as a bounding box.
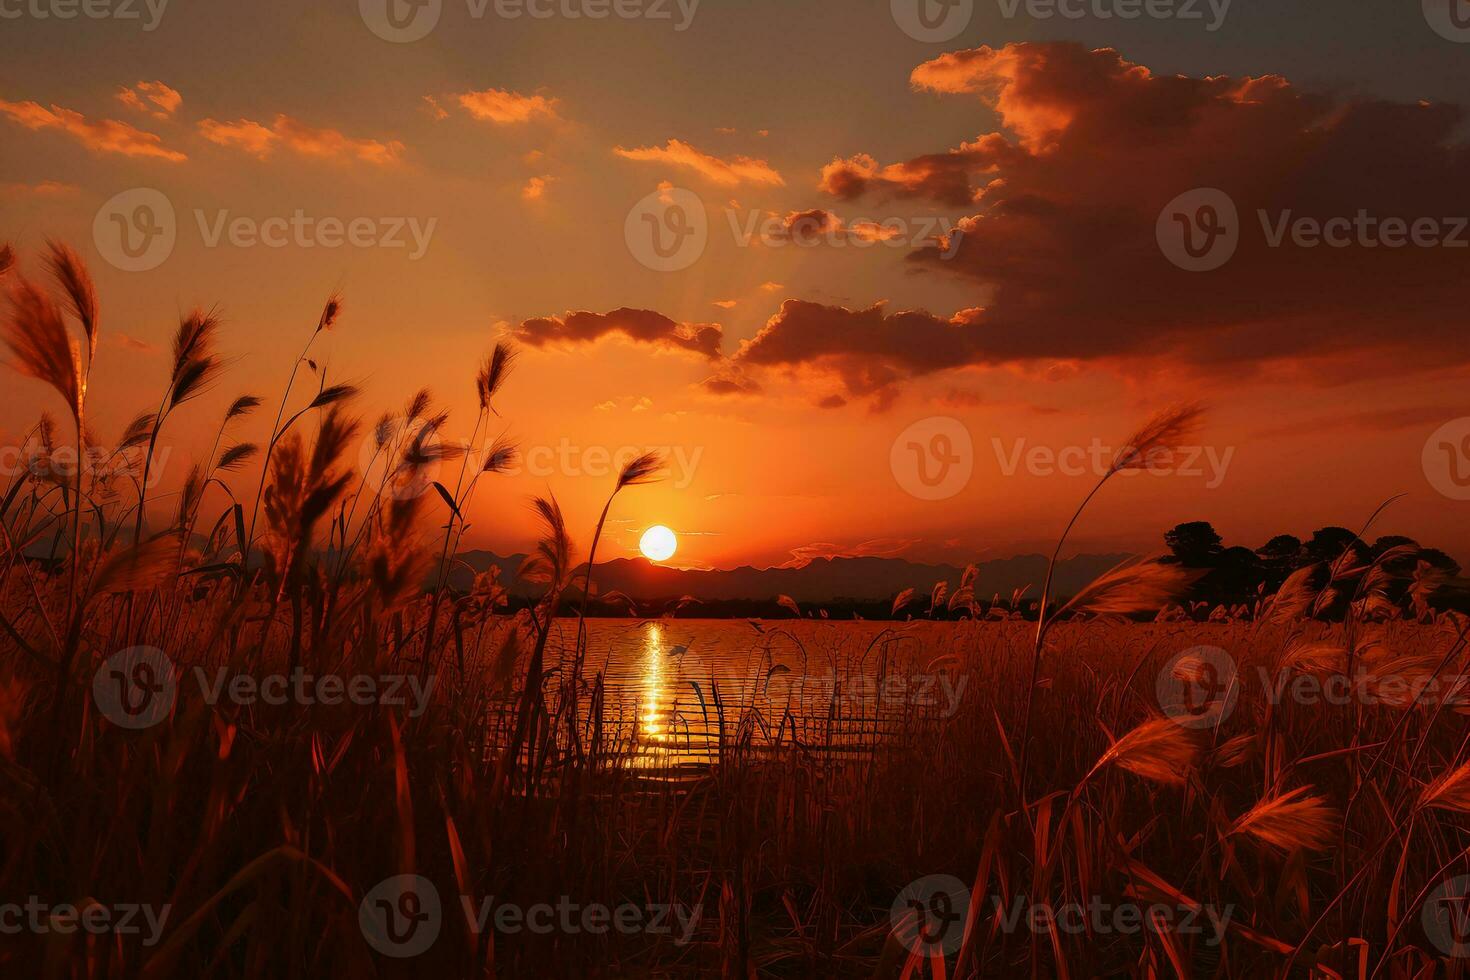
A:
[2,1,1469,570]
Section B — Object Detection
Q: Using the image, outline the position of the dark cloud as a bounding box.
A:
[513,308,723,359]
[801,42,1470,387]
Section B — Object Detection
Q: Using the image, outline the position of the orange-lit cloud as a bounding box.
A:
[776,209,907,245]
[513,308,724,359]
[780,538,920,568]
[0,99,185,161]
[614,139,784,187]
[521,175,552,200]
[115,81,182,119]
[0,180,80,198]
[456,88,559,124]
[198,114,405,165]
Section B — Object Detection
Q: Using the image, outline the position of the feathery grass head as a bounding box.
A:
[405,387,431,422]
[216,442,259,473]
[1091,717,1203,786]
[0,243,13,280]
[476,342,516,412]
[1228,787,1339,852]
[44,240,97,364]
[616,450,665,491]
[519,494,574,588]
[309,383,359,410]
[169,309,224,409]
[1059,556,1203,619]
[316,292,343,333]
[1112,402,1206,474]
[117,411,156,452]
[4,275,81,421]
[1419,761,1470,814]
[481,435,518,474]
[225,394,262,422]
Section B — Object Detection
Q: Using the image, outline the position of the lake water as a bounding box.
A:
[536,618,972,770]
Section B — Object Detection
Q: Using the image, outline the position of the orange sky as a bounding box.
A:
[2,4,1469,569]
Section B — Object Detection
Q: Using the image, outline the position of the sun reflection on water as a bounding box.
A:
[640,623,668,743]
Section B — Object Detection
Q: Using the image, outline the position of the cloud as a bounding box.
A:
[818,141,1010,207]
[614,139,784,187]
[799,41,1470,387]
[456,88,559,124]
[421,95,449,120]
[735,299,985,406]
[779,538,920,568]
[116,81,182,119]
[0,99,185,161]
[522,175,551,200]
[774,208,908,245]
[713,299,738,309]
[700,369,761,395]
[513,308,723,359]
[198,114,404,165]
[0,180,79,198]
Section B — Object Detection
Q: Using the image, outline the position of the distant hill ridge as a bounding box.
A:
[450,551,1132,603]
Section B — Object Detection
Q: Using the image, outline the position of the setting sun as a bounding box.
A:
[639,525,678,562]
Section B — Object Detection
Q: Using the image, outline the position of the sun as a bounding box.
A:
[639,525,678,562]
